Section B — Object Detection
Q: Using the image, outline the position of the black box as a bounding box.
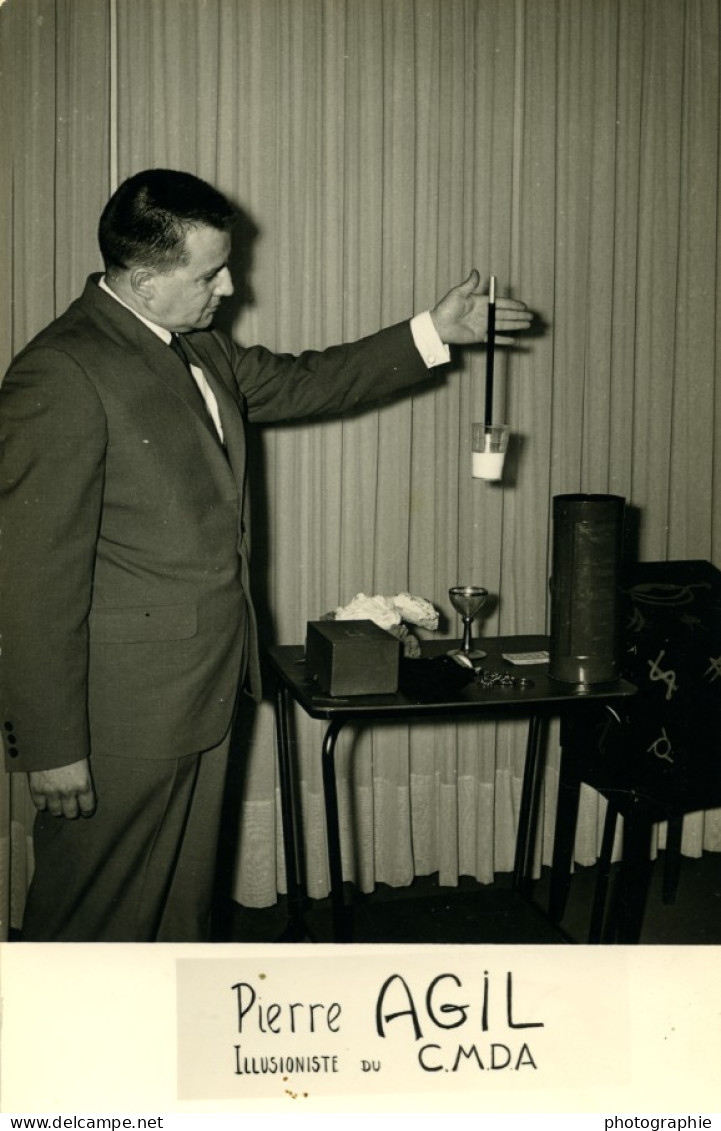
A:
[305,619,400,695]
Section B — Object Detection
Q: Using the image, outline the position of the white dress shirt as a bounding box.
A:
[410,310,451,368]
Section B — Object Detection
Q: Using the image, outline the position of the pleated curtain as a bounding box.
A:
[1,0,720,932]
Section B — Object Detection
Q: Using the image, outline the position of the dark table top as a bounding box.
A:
[267,633,637,721]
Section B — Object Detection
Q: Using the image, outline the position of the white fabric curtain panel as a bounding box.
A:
[1,0,720,931]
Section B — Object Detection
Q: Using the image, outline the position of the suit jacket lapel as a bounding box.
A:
[164,340,225,442]
[183,336,247,487]
[80,276,236,458]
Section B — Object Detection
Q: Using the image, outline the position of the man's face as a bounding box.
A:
[146,224,234,333]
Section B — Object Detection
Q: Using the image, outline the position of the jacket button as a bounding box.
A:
[8,747,18,758]
[4,721,13,731]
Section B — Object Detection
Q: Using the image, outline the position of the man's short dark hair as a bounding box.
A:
[98,169,236,273]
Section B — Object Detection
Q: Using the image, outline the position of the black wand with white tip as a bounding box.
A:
[484,275,496,428]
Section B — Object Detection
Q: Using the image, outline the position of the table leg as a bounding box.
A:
[321,718,351,942]
[588,799,618,942]
[274,682,309,940]
[549,712,583,924]
[513,714,546,894]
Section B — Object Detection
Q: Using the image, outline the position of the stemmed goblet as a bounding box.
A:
[448,585,489,662]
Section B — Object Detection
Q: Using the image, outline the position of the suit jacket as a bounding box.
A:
[0,276,430,771]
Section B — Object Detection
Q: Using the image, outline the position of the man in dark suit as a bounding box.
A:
[0,169,532,941]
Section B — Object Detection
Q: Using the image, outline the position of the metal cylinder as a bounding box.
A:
[548,493,625,686]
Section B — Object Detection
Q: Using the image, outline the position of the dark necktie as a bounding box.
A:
[170,332,193,374]
[169,333,227,450]
[169,333,207,412]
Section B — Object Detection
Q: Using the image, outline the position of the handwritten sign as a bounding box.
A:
[2,942,720,1110]
[176,947,628,1100]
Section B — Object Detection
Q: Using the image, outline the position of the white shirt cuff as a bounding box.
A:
[410,310,451,368]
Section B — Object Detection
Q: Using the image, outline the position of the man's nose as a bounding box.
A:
[215,267,234,297]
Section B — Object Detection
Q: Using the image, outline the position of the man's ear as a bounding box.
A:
[129,266,157,304]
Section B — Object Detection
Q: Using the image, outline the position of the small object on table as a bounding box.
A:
[305,619,400,696]
[325,591,439,658]
[476,668,535,691]
[448,584,488,660]
[399,653,475,700]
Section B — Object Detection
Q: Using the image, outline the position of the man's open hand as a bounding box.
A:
[430,270,533,345]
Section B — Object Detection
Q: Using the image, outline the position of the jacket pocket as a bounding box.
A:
[88,603,198,643]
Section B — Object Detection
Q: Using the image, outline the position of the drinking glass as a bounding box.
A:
[448,585,488,661]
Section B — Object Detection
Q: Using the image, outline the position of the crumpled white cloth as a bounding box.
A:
[333,592,439,631]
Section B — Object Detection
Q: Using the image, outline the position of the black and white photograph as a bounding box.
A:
[0,0,719,1118]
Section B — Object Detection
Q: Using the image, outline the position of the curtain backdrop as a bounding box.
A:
[1,0,720,932]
